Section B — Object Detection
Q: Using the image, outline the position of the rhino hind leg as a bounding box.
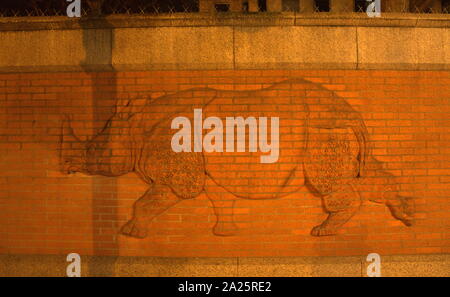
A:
[121,184,181,239]
[204,176,239,237]
[308,183,361,236]
[304,127,362,236]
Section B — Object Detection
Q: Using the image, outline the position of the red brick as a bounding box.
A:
[0,69,448,259]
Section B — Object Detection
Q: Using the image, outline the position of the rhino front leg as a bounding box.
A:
[205,176,239,237]
[121,184,180,238]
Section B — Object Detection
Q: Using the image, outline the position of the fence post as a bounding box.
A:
[267,0,283,11]
[230,0,243,11]
[431,0,442,12]
[300,0,315,12]
[86,0,104,16]
[384,0,410,12]
[330,0,354,12]
[199,0,243,12]
[248,0,259,11]
[199,0,212,12]
[410,0,442,12]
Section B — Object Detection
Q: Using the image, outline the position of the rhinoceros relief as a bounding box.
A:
[60,78,414,238]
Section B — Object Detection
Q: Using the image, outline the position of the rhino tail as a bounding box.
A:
[350,118,371,178]
[352,122,415,226]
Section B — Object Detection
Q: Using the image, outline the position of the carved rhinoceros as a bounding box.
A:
[60,78,414,238]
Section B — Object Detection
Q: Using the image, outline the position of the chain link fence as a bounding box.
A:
[0,0,199,17]
[0,0,448,17]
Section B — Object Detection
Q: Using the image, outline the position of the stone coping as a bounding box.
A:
[0,13,449,32]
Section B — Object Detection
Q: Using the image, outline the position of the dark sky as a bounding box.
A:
[0,0,200,12]
[1,0,64,9]
[1,0,448,14]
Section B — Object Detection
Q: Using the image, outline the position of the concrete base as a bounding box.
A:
[1,254,448,277]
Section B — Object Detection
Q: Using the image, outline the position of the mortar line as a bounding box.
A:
[232,25,236,70]
[356,26,359,70]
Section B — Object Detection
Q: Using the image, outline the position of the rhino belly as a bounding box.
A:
[203,88,308,199]
[205,152,305,199]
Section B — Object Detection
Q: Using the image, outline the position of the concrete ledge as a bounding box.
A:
[0,14,448,72]
[0,13,449,31]
[0,29,113,70]
[358,27,450,70]
[113,27,234,70]
[0,254,449,277]
[233,26,357,70]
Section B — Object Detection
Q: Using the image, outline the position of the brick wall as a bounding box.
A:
[0,69,449,258]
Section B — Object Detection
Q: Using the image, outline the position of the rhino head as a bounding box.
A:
[60,97,146,176]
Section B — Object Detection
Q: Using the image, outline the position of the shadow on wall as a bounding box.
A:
[78,5,119,275]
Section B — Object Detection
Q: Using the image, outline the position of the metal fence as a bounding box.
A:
[0,0,448,17]
[0,0,199,17]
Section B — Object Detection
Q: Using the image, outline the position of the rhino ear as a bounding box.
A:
[115,98,131,114]
[115,97,146,121]
[130,98,146,114]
